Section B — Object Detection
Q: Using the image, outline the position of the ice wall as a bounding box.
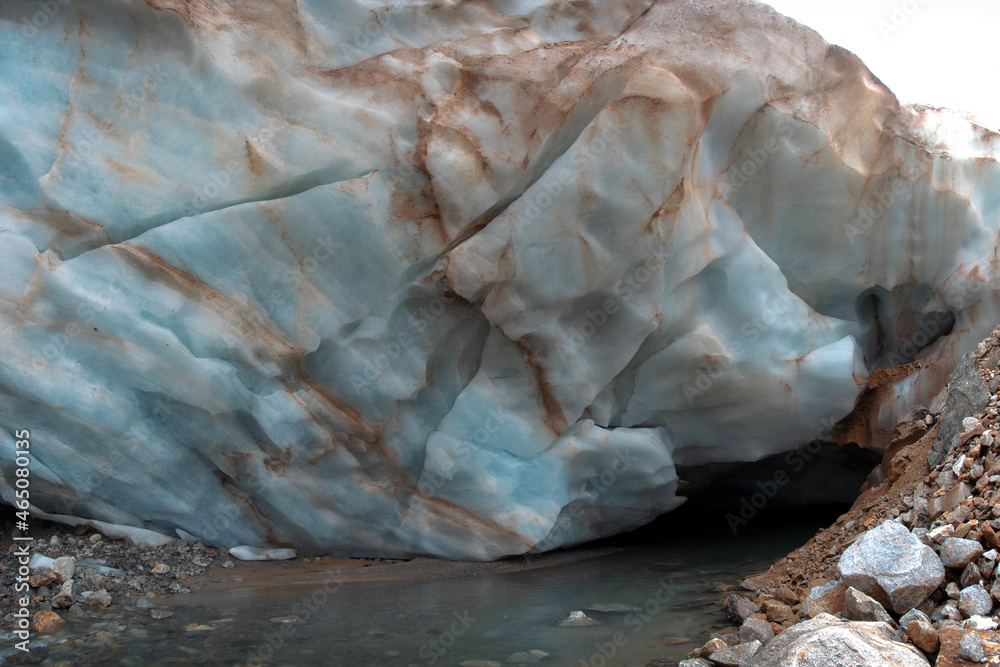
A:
[0,0,998,558]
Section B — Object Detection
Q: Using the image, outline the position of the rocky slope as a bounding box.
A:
[683,323,1000,665]
[2,0,1000,559]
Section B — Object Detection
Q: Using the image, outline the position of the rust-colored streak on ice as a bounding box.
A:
[114,242,305,361]
[410,493,537,552]
[516,340,569,436]
[244,138,266,176]
[28,207,112,250]
[142,0,310,57]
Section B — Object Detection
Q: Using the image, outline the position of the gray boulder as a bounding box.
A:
[740,617,775,646]
[927,352,991,466]
[837,521,944,614]
[959,585,993,617]
[725,594,759,625]
[940,538,984,569]
[843,587,893,623]
[709,640,761,666]
[748,614,931,667]
[959,630,987,663]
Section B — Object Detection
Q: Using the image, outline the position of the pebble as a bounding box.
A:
[558,611,599,627]
[51,556,76,583]
[32,610,66,634]
[506,649,549,663]
[83,589,112,608]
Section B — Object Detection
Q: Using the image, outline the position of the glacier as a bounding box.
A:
[0,0,998,559]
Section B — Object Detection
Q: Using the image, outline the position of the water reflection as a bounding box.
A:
[4,506,844,666]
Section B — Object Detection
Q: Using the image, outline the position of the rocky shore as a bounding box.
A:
[0,514,398,663]
[679,324,1000,666]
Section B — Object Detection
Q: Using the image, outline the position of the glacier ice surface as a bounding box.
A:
[1,0,999,558]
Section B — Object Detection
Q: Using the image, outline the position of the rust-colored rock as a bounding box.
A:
[33,610,65,634]
[763,601,794,624]
[982,522,1000,550]
[906,618,939,653]
[935,626,1000,667]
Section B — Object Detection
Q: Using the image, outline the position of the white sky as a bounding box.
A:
[762,0,1000,129]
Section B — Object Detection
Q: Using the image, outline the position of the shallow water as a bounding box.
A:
[4,507,842,666]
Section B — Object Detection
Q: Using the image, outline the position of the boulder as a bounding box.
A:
[959,630,987,663]
[740,617,774,646]
[749,614,929,666]
[688,637,728,660]
[763,601,794,624]
[724,595,759,625]
[927,353,992,466]
[843,587,893,623]
[837,521,945,613]
[28,568,59,588]
[83,589,113,608]
[959,585,993,617]
[801,580,846,618]
[935,626,1000,666]
[906,618,940,653]
[899,608,932,628]
[939,538,984,569]
[708,640,760,666]
[558,611,599,627]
